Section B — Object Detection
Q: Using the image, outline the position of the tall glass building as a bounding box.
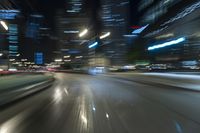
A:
[136,0,200,68]
[100,0,130,65]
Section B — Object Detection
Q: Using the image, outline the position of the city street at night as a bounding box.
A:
[1,73,200,133]
[1,0,200,132]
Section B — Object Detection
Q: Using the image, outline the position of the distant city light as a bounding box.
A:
[0,53,3,56]
[79,29,88,37]
[9,59,15,62]
[100,32,111,39]
[123,34,138,37]
[64,55,71,58]
[75,56,83,59]
[89,42,98,49]
[64,59,71,62]
[54,59,63,62]
[21,59,28,62]
[0,21,8,30]
[148,37,186,51]
[64,30,79,34]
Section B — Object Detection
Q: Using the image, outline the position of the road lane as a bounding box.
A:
[0,73,200,133]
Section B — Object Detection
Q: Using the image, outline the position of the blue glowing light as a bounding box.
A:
[132,24,149,34]
[148,37,186,51]
[35,52,43,65]
[89,42,98,49]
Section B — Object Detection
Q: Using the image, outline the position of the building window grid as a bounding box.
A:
[140,0,182,24]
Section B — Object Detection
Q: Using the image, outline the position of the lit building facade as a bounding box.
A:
[0,8,22,70]
[100,0,130,65]
[55,0,90,67]
[136,0,200,68]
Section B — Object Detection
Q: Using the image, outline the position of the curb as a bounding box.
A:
[0,78,54,107]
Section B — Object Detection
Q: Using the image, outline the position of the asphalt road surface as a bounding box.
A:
[0,73,200,133]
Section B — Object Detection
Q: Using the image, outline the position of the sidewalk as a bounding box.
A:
[0,73,54,106]
[106,72,200,91]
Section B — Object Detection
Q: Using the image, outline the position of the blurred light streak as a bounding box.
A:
[88,42,98,49]
[54,59,63,62]
[100,32,111,39]
[64,55,70,58]
[81,115,88,125]
[64,30,79,34]
[0,21,8,30]
[79,29,88,37]
[64,88,69,95]
[148,37,186,51]
[143,73,200,80]
[132,24,149,34]
[106,113,109,119]
[53,89,62,103]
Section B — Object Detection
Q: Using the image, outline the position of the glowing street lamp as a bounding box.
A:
[88,42,98,49]
[0,21,8,31]
[100,32,111,39]
[79,29,88,37]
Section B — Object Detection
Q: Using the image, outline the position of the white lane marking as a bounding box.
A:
[64,88,69,95]
[106,113,109,119]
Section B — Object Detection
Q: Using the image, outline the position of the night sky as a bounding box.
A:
[17,0,101,32]
[17,0,65,30]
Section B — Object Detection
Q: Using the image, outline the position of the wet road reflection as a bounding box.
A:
[0,73,200,133]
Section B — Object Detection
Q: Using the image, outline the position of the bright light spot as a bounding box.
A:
[100,32,111,39]
[54,89,62,103]
[106,113,109,119]
[81,115,87,124]
[92,107,96,111]
[0,21,8,30]
[64,55,70,58]
[9,59,15,62]
[9,68,17,71]
[0,53,3,56]
[79,29,88,37]
[148,37,186,51]
[16,54,20,57]
[54,59,62,62]
[75,56,83,59]
[88,42,98,49]
[64,59,71,62]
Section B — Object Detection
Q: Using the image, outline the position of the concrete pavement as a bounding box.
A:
[0,73,200,133]
[106,72,200,91]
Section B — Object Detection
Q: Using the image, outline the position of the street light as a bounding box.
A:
[88,42,98,49]
[79,29,88,37]
[0,21,8,31]
[100,32,111,39]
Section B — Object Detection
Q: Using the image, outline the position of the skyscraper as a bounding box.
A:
[100,0,130,65]
[136,0,200,67]
[55,0,91,67]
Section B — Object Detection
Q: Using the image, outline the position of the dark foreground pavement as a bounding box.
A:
[0,73,200,133]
